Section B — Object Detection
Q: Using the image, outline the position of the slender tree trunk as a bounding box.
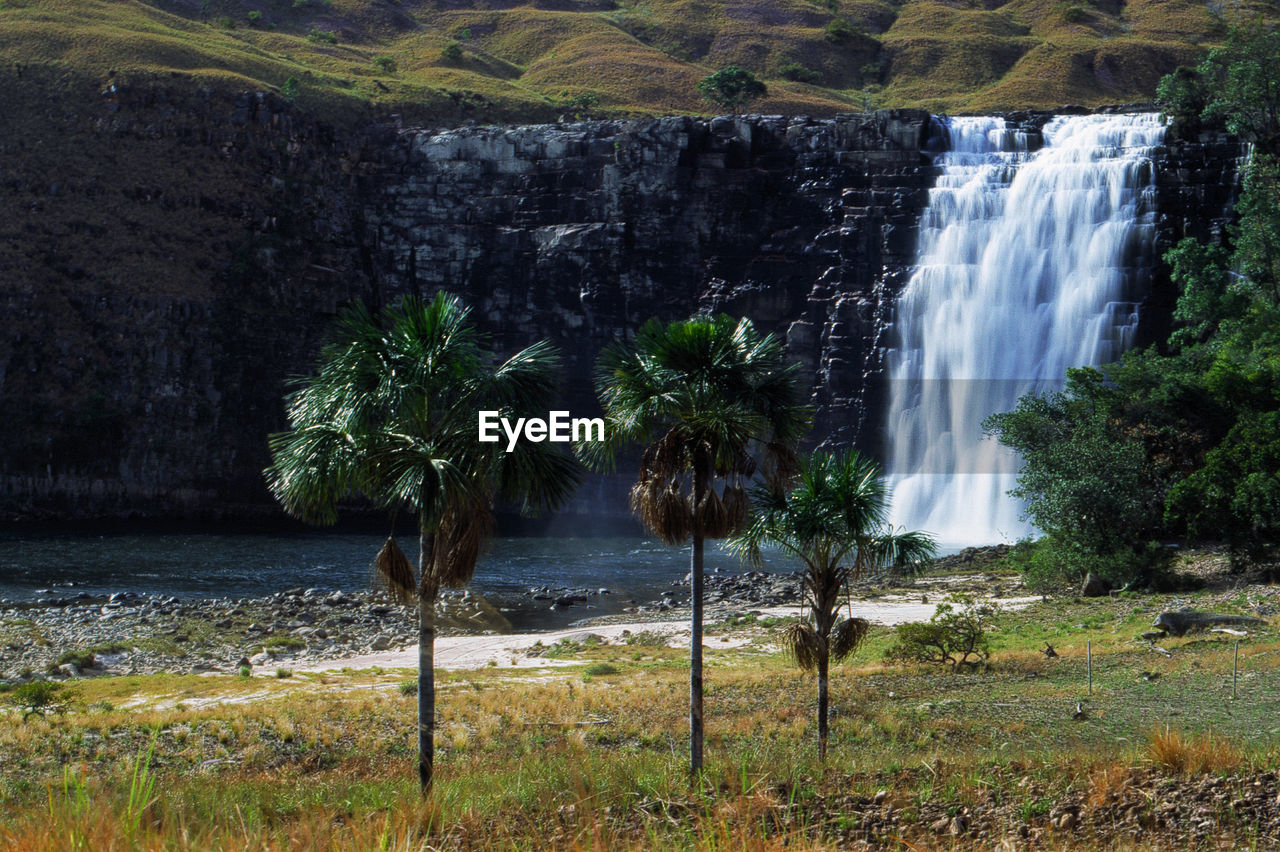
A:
[418,529,436,795]
[817,650,830,762]
[690,456,708,777]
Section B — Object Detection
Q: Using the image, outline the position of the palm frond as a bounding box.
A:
[830,617,870,662]
[430,506,494,589]
[373,536,418,603]
[785,622,824,671]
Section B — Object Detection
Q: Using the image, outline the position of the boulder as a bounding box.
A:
[1081,572,1111,597]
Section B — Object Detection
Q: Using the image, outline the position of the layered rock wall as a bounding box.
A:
[0,82,1245,521]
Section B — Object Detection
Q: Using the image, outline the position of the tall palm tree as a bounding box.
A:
[728,451,936,760]
[584,314,811,775]
[265,292,579,794]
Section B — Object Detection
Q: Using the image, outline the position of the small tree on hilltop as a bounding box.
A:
[697,66,767,113]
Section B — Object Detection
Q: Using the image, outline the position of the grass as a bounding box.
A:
[3,588,1280,847]
[0,0,1269,121]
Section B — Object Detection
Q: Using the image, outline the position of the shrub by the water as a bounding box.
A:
[886,594,995,671]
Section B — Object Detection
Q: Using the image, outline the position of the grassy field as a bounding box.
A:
[0,0,1276,121]
[4,566,1280,849]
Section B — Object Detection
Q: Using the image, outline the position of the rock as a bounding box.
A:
[371,635,392,651]
[1081,572,1111,597]
[1153,610,1268,636]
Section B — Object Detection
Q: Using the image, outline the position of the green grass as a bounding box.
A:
[0,0,1267,120]
[2,590,1279,847]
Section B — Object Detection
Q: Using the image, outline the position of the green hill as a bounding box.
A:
[0,0,1274,120]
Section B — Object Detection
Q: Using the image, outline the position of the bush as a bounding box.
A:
[441,41,463,63]
[885,594,995,671]
[247,10,263,26]
[823,17,857,43]
[398,680,417,696]
[262,635,306,653]
[373,55,397,74]
[9,681,67,720]
[583,662,619,676]
[777,62,822,84]
[307,29,337,44]
[275,668,293,679]
[53,649,96,670]
[696,66,767,111]
[281,76,301,101]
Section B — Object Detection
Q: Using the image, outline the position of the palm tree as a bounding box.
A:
[584,314,811,775]
[265,292,579,794]
[728,451,936,760]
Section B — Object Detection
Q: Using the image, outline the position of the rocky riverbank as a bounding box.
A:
[0,568,810,681]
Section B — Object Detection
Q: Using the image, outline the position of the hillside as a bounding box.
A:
[0,0,1274,120]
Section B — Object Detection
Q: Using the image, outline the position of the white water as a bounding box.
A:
[885,113,1166,546]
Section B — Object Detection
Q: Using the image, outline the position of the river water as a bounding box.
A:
[0,532,747,607]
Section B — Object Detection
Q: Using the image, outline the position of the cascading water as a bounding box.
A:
[885,113,1166,546]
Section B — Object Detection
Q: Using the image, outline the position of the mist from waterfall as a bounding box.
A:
[885,113,1166,547]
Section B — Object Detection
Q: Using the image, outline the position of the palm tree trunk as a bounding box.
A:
[690,456,708,777]
[418,529,436,795]
[817,649,829,762]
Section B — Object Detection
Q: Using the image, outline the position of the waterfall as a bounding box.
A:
[885,113,1166,547]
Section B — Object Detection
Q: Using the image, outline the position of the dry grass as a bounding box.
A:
[1147,726,1246,775]
[0,0,1272,118]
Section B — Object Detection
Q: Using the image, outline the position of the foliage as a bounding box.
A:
[696,66,768,112]
[373,55,397,75]
[983,369,1168,586]
[441,41,463,63]
[9,681,68,720]
[885,594,995,670]
[777,62,822,84]
[246,10,262,26]
[587,312,809,773]
[265,292,578,790]
[987,31,1280,577]
[280,76,300,101]
[823,17,857,43]
[558,89,601,117]
[729,450,934,757]
[1157,20,1280,151]
[587,314,810,545]
[306,28,337,45]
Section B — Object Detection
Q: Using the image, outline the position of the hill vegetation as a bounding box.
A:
[0,0,1274,121]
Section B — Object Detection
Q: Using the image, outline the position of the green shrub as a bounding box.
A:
[1058,4,1088,23]
[281,76,301,100]
[237,665,252,678]
[53,650,96,670]
[275,668,293,679]
[247,10,262,26]
[373,55,397,74]
[262,635,306,653]
[398,680,417,696]
[696,66,767,111]
[583,662,619,676]
[777,62,822,84]
[823,17,857,43]
[441,41,463,63]
[215,15,235,29]
[307,29,337,44]
[9,681,67,720]
[886,594,995,671]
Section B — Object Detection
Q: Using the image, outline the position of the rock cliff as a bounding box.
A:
[0,79,1244,522]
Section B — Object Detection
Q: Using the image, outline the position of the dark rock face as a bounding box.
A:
[0,84,1246,522]
[369,111,936,464]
